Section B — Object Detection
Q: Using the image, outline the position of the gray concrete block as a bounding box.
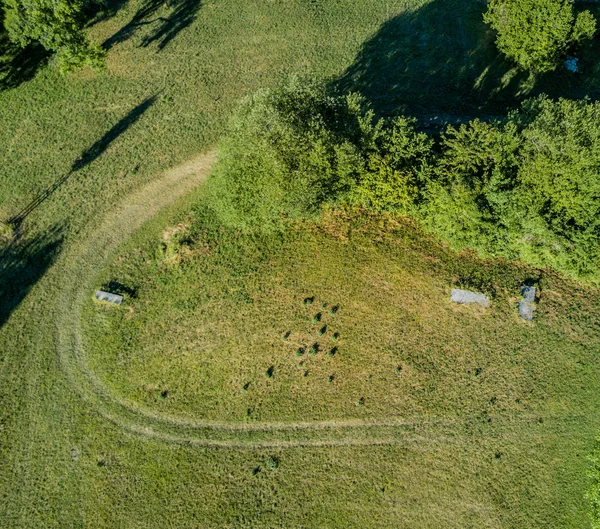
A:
[95,290,123,305]
[521,285,536,302]
[519,300,534,321]
[450,288,490,307]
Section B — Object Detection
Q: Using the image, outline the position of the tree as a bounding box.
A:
[484,0,596,74]
[3,0,105,73]
[426,97,600,282]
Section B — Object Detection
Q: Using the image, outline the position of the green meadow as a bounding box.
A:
[2,0,600,527]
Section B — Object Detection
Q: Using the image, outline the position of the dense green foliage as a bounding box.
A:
[483,0,596,73]
[208,81,600,282]
[206,78,432,231]
[2,0,104,72]
[430,97,600,281]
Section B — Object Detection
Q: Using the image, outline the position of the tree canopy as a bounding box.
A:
[2,0,104,73]
[483,0,596,73]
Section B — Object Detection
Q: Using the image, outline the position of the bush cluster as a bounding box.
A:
[484,0,596,74]
[206,78,600,283]
[206,76,432,232]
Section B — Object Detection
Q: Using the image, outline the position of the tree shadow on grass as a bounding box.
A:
[0,225,63,330]
[85,0,131,27]
[332,0,600,126]
[0,32,49,93]
[102,0,202,51]
[6,96,157,231]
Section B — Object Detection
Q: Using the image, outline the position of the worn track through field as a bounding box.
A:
[54,150,562,448]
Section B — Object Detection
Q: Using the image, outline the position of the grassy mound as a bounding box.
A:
[83,204,600,427]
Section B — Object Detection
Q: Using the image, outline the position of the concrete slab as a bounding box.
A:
[95,290,123,305]
[521,285,536,303]
[450,288,490,307]
[519,300,534,321]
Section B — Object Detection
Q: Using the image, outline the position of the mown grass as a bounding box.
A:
[76,191,600,528]
[2,0,600,527]
[82,205,600,428]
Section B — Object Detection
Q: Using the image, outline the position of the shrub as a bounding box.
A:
[426,97,600,283]
[206,77,368,232]
[206,76,433,231]
[265,456,279,471]
[483,0,596,74]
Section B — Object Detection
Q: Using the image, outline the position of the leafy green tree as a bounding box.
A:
[206,77,432,231]
[483,0,596,73]
[427,97,600,282]
[3,0,105,73]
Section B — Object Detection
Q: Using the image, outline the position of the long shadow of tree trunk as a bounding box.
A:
[6,95,157,231]
[0,225,63,330]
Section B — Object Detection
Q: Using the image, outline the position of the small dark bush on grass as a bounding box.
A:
[303,296,314,306]
[318,325,327,336]
[312,313,322,323]
[264,366,274,378]
[296,347,305,357]
[328,347,337,357]
[265,456,279,471]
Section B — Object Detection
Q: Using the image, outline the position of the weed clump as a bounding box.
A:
[308,343,319,356]
[330,305,339,314]
[328,346,337,357]
[318,325,327,336]
[303,296,314,306]
[312,312,322,323]
[295,347,305,357]
[265,456,279,471]
[282,331,291,341]
[264,366,274,378]
[332,332,340,341]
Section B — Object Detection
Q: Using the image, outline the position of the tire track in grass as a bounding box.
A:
[55,148,572,447]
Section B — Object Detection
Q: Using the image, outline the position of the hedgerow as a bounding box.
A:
[206,78,600,283]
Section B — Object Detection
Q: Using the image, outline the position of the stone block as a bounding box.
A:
[450,288,490,307]
[95,290,123,305]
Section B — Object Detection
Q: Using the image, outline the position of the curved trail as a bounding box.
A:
[55,150,560,448]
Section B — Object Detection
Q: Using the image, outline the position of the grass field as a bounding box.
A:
[82,204,600,428]
[2,0,600,526]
